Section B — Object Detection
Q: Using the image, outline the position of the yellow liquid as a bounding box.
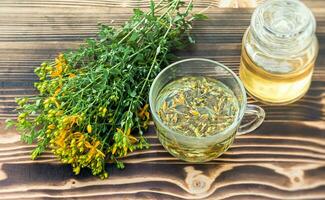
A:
[239,44,315,105]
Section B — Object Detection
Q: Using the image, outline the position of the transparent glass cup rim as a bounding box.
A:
[149,58,247,140]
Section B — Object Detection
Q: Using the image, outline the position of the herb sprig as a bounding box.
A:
[6,0,206,178]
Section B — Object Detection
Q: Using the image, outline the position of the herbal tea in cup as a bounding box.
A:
[149,58,265,162]
[156,76,239,137]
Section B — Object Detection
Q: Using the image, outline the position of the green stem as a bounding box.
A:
[117,0,166,45]
[123,12,174,131]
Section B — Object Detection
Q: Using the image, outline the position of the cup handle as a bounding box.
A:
[237,104,265,136]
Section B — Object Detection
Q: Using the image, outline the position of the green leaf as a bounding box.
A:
[188,35,195,44]
[35,99,41,107]
[193,13,208,20]
[5,119,15,129]
[116,160,125,169]
[31,147,41,160]
[129,32,139,42]
[156,46,161,54]
[129,90,136,97]
[133,8,144,16]
[150,0,155,15]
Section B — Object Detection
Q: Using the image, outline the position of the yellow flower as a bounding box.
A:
[55,53,66,65]
[138,104,149,118]
[96,149,105,157]
[18,113,27,121]
[111,145,117,154]
[87,124,92,134]
[126,128,131,136]
[54,87,61,97]
[55,110,63,117]
[85,141,92,149]
[69,73,76,78]
[84,140,103,162]
[50,63,63,78]
[116,128,123,134]
[73,132,82,138]
[47,96,60,108]
[144,111,150,120]
[190,110,200,116]
[62,115,80,128]
[127,130,137,143]
[47,124,56,130]
[55,130,67,147]
[128,135,137,143]
[70,115,80,125]
[102,107,107,117]
[51,54,68,78]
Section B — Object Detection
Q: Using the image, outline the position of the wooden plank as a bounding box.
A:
[0,0,324,199]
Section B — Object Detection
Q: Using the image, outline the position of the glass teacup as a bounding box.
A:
[149,58,265,162]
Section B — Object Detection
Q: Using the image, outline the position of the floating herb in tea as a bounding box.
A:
[157,76,239,137]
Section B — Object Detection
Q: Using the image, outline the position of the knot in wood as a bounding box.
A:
[184,166,212,194]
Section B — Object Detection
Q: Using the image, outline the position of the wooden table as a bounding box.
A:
[0,0,324,199]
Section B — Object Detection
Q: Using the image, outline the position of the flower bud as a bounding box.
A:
[87,124,92,134]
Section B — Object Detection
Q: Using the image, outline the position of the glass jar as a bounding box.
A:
[239,0,319,105]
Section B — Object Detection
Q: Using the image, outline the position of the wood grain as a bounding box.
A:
[0,0,324,199]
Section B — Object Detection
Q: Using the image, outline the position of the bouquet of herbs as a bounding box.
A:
[6,0,206,178]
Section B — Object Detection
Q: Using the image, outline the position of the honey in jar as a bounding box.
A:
[240,0,319,105]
